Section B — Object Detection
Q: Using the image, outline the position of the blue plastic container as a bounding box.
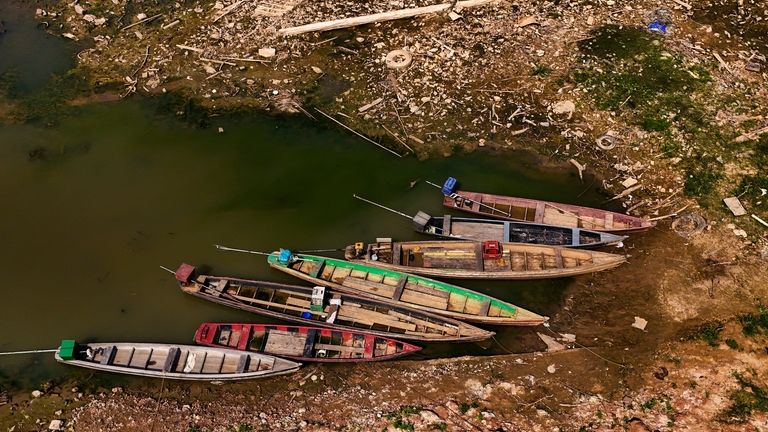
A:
[442,177,457,196]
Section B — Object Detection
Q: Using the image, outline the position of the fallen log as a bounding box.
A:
[278,0,496,36]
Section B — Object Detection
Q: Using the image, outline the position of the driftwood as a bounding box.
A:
[120,13,163,32]
[279,0,496,36]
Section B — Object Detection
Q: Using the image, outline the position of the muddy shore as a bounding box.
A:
[2,0,768,430]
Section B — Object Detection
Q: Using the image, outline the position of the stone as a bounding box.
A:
[723,197,747,216]
[218,127,224,133]
[632,316,648,331]
[74,5,84,14]
[258,48,276,58]
[48,419,64,431]
[733,228,748,237]
[547,364,556,373]
[448,11,462,21]
[622,178,639,188]
[311,66,323,74]
[31,390,43,398]
[136,13,147,20]
[95,18,107,26]
[419,410,441,423]
[552,100,575,116]
[83,14,96,23]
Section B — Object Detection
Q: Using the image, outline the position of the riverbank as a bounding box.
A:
[1,0,768,430]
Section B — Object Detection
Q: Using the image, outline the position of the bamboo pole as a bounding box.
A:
[278,0,496,36]
[315,108,404,158]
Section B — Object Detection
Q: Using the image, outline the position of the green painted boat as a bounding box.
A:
[268,250,546,326]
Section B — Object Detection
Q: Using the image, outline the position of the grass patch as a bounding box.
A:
[738,306,768,337]
[719,372,768,423]
[641,397,658,410]
[684,158,722,205]
[384,405,422,432]
[686,320,724,346]
[459,400,480,414]
[725,338,740,349]
[531,64,552,76]
[225,424,251,432]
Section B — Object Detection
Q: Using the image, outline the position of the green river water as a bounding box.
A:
[0,2,614,391]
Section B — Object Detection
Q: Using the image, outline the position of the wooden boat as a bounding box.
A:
[438,177,654,233]
[175,264,493,343]
[54,339,300,381]
[195,323,421,362]
[267,251,546,326]
[411,212,627,248]
[345,240,626,280]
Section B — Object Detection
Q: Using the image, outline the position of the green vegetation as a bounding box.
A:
[225,424,251,432]
[459,400,480,414]
[641,397,658,410]
[686,321,724,346]
[569,25,731,205]
[734,135,768,210]
[430,422,448,431]
[725,338,740,349]
[531,64,552,76]
[738,306,768,337]
[384,405,422,432]
[720,372,768,423]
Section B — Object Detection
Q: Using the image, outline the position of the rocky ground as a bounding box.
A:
[1,0,768,430]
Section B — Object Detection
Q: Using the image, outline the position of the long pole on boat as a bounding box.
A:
[352,194,412,219]
[0,349,57,356]
[425,180,513,217]
[214,245,272,256]
[214,245,343,255]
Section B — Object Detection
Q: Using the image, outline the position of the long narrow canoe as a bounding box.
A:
[195,323,421,362]
[412,212,627,248]
[54,339,300,381]
[439,177,654,233]
[175,264,493,342]
[345,240,626,280]
[267,251,546,326]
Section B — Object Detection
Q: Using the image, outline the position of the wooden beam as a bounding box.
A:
[278,0,496,36]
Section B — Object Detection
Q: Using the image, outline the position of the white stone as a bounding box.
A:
[311,66,323,74]
[48,419,64,431]
[552,100,576,115]
[218,127,224,134]
[137,13,147,20]
[547,364,556,373]
[258,48,276,58]
[31,390,43,398]
[733,229,748,237]
[94,18,107,26]
[36,8,47,16]
[74,5,84,15]
[621,178,639,188]
[448,11,462,21]
[632,316,648,330]
[83,14,96,23]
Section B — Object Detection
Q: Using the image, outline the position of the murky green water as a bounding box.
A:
[0,3,614,391]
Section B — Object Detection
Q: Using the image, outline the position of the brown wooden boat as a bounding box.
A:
[174,264,494,343]
[344,239,626,280]
[267,252,546,326]
[438,177,654,233]
[195,323,421,362]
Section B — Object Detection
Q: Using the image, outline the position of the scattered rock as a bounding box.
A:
[622,178,639,188]
[632,316,648,331]
[537,332,566,352]
[258,48,276,58]
[74,5,84,15]
[310,66,323,74]
[551,100,575,116]
[31,390,43,398]
[723,197,747,216]
[653,366,669,380]
[48,419,64,431]
[547,364,556,373]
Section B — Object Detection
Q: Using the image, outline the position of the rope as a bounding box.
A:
[543,325,626,368]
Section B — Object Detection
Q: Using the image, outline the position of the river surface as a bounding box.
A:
[0,3,615,391]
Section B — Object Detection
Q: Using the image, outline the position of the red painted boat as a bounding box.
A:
[195,323,421,362]
[438,177,654,233]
